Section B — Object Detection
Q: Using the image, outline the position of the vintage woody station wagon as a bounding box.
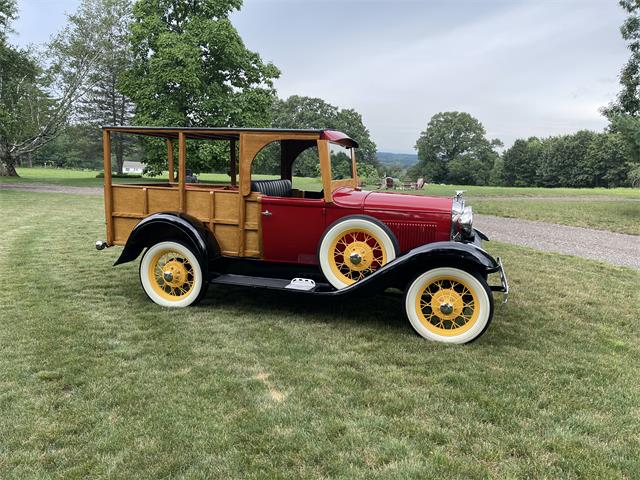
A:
[97,126,508,344]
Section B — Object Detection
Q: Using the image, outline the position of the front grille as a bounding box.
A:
[385,221,437,252]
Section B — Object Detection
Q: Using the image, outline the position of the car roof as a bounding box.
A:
[101,126,359,148]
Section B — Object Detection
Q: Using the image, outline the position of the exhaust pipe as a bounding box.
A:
[95,240,109,251]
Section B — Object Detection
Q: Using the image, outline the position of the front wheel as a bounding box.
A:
[318,216,399,289]
[404,267,493,344]
[139,241,206,307]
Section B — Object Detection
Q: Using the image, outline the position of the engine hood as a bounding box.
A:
[363,190,452,213]
[331,188,454,249]
[332,188,453,213]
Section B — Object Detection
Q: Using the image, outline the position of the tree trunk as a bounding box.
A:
[0,154,20,177]
[115,137,124,174]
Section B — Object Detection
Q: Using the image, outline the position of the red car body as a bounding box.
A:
[261,187,452,264]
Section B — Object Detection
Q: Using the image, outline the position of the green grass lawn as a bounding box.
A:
[416,183,640,199]
[472,199,640,235]
[0,167,160,187]
[1,189,639,478]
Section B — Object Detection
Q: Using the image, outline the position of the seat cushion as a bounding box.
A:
[250,179,292,197]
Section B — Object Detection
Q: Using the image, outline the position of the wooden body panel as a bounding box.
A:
[109,183,262,258]
[102,129,331,259]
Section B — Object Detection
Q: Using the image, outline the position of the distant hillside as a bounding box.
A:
[376,151,418,168]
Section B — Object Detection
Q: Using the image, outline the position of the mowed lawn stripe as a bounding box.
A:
[0,190,639,478]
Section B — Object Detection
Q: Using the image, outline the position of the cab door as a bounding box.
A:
[260,196,326,264]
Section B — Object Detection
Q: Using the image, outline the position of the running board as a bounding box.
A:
[209,274,332,293]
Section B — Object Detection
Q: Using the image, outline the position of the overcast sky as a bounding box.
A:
[11,0,628,153]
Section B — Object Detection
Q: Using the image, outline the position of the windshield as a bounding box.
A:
[329,142,355,180]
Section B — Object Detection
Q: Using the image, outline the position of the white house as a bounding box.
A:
[122,161,144,174]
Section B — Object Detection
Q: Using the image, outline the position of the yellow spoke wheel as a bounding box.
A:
[405,267,492,344]
[148,251,195,300]
[319,217,399,289]
[329,229,388,285]
[140,241,204,307]
[416,277,479,336]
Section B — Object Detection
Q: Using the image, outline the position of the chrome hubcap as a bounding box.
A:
[349,252,362,265]
[439,302,454,315]
[163,271,174,282]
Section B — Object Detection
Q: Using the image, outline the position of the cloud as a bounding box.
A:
[13,0,628,152]
[238,0,627,151]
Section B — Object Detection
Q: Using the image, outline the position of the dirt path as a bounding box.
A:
[475,215,640,270]
[3,182,638,269]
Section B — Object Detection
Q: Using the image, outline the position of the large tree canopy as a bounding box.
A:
[412,112,501,185]
[604,0,640,118]
[121,0,280,174]
[1,0,113,176]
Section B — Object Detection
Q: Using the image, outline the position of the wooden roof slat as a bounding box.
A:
[101,125,357,147]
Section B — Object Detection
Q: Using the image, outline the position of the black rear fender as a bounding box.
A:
[113,213,219,269]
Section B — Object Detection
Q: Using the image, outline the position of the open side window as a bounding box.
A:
[249,139,323,198]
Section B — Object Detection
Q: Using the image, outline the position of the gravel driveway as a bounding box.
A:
[475,214,640,270]
[3,182,639,269]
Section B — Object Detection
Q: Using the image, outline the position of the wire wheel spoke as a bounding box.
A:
[416,276,480,333]
[150,251,194,297]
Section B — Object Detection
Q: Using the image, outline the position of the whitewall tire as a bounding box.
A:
[139,241,205,307]
[319,216,398,289]
[404,267,493,344]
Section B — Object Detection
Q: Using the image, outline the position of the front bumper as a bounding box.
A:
[470,229,508,304]
[490,257,509,303]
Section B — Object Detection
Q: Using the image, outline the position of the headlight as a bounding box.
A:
[459,206,473,238]
[451,195,473,240]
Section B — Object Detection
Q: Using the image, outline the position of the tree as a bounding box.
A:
[610,114,640,162]
[502,137,543,187]
[32,124,103,169]
[413,112,501,185]
[270,95,379,177]
[0,33,46,175]
[0,0,17,36]
[121,0,280,175]
[0,0,104,176]
[537,131,597,187]
[604,0,640,118]
[69,0,135,174]
[488,155,504,186]
[585,133,631,187]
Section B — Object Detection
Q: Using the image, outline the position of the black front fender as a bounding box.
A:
[113,213,219,268]
[328,240,500,296]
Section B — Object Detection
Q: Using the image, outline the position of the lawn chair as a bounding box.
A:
[384,177,395,189]
[404,177,425,190]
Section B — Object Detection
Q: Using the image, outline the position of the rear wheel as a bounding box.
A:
[404,267,493,344]
[139,241,206,307]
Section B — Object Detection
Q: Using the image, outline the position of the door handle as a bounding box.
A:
[262,210,272,216]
